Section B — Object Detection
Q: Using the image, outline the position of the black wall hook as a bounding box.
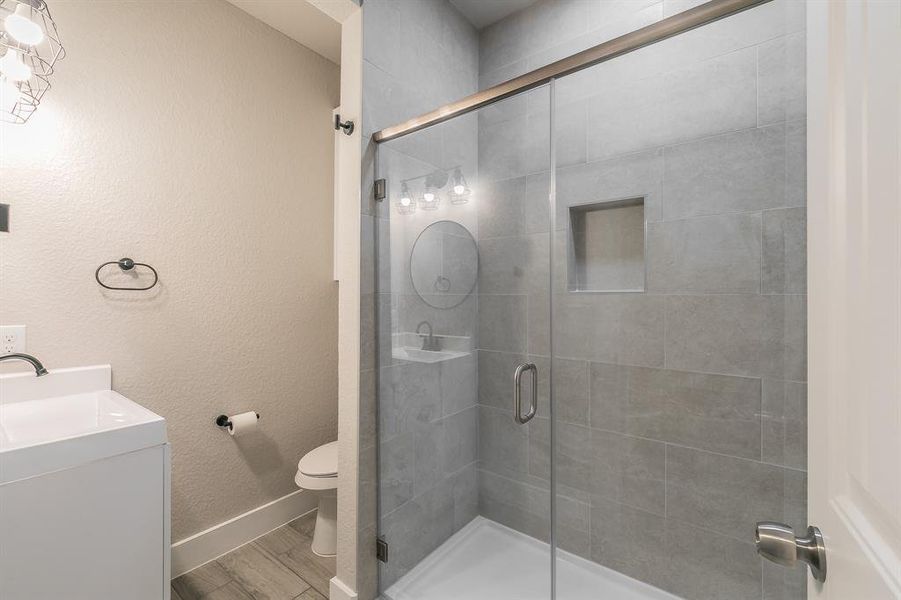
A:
[335,114,354,136]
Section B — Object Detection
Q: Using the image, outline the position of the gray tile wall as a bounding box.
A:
[475,1,808,599]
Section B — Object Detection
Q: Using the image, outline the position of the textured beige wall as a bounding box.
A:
[0,0,340,541]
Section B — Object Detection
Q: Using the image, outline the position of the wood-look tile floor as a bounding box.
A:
[172,513,335,600]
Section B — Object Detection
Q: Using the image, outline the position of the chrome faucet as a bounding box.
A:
[0,353,49,377]
[416,321,441,351]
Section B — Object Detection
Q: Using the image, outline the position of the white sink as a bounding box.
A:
[392,346,470,364]
[392,332,472,364]
[0,364,166,484]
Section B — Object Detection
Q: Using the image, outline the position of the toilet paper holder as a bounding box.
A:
[215,413,260,431]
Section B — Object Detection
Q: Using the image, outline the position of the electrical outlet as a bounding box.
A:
[0,325,26,354]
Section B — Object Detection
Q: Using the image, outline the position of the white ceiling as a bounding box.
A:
[449,0,540,29]
[225,0,343,64]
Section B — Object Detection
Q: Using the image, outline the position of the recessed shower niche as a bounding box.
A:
[567,197,646,292]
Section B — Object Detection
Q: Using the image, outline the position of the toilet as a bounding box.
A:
[294,441,338,557]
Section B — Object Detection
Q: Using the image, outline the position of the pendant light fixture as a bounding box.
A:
[418,185,440,211]
[449,167,471,204]
[396,181,416,215]
[0,0,65,124]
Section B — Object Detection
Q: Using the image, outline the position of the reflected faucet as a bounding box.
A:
[416,321,441,352]
[0,353,49,377]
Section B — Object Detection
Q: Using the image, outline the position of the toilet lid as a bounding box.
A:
[298,441,338,477]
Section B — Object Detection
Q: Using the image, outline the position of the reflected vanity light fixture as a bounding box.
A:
[0,0,65,124]
[418,185,440,211]
[449,167,470,205]
[396,182,416,215]
[395,166,470,214]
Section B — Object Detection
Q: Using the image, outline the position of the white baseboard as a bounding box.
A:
[171,489,318,578]
[330,576,358,600]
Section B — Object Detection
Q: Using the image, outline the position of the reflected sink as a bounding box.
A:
[392,346,470,364]
[392,332,472,364]
[0,364,166,484]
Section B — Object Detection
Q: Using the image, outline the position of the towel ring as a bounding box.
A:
[95,258,159,291]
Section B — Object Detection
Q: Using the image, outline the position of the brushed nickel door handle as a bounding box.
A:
[513,362,538,424]
[756,521,827,583]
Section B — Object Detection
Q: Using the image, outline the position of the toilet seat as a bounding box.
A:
[295,441,338,491]
[298,440,338,477]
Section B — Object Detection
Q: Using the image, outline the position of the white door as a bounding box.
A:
[807,0,901,597]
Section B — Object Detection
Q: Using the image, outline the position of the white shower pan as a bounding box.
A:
[385,517,680,600]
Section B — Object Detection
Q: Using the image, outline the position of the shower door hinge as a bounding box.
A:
[374,178,387,201]
[376,537,389,563]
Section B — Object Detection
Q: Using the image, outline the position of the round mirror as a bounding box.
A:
[410,220,478,309]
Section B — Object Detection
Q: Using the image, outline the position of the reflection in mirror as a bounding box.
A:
[409,220,478,309]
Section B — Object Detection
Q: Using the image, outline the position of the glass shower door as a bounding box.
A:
[550,3,808,599]
[375,85,554,600]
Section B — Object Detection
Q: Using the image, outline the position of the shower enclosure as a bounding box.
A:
[363,0,807,598]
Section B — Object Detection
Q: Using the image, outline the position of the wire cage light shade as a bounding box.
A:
[0,0,65,124]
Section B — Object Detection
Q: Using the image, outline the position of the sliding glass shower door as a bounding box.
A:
[375,86,554,600]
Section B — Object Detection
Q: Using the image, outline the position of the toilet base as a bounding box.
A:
[311,490,337,557]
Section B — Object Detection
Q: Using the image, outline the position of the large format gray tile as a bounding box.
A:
[590,363,763,459]
[763,207,807,294]
[442,406,479,474]
[479,405,530,479]
[663,46,758,145]
[440,353,478,416]
[478,176,527,239]
[663,124,788,219]
[530,355,590,425]
[763,559,808,600]
[557,493,592,558]
[478,109,550,182]
[478,469,551,543]
[379,361,442,438]
[528,419,591,492]
[647,213,762,293]
[586,74,666,160]
[556,149,664,225]
[589,429,666,515]
[413,419,446,498]
[585,47,757,161]
[783,468,808,535]
[216,542,310,600]
[663,520,762,600]
[785,119,807,207]
[554,293,666,367]
[762,379,807,469]
[380,478,455,589]
[666,445,785,540]
[378,432,414,515]
[452,462,479,530]
[590,497,668,590]
[478,294,528,352]
[758,32,807,126]
[478,349,525,410]
[478,234,550,295]
[664,294,806,380]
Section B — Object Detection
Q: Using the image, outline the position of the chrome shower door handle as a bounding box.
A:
[513,362,538,424]
[755,521,827,583]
